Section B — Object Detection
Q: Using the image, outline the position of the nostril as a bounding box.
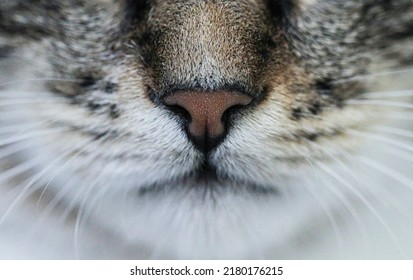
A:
[165,104,192,124]
[221,104,247,131]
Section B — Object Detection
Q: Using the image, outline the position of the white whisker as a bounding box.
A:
[0,111,59,119]
[0,99,65,107]
[347,100,413,110]
[35,131,120,213]
[310,138,410,217]
[318,162,403,252]
[0,130,62,147]
[73,167,109,259]
[35,138,99,210]
[0,140,40,160]
[348,129,413,154]
[0,157,40,184]
[381,144,413,163]
[0,138,88,225]
[386,112,413,121]
[303,175,344,256]
[0,121,53,135]
[361,90,413,99]
[332,68,413,85]
[359,156,413,191]
[36,132,127,241]
[293,146,352,254]
[0,92,66,99]
[315,167,369,243]
[0,78,80,87]
[374,126,413,139]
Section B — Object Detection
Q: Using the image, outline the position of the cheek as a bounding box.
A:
[298,0,319,9]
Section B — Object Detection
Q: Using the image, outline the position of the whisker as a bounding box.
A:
[348,129,413,154]
[332,68,413,85]
[312,139,409,214]
[73,166,109,259]
[33,131,127,241]
[0,130,61,147]
[0,139,42,160]
[0,78,80,87]
[360,90,413,99]
[386,112,413,121]
[380,144,413,163]
[0,92,66,99]
[0,157,41,184]
[347,100,413,110]
[0,98,66,107]
[40,157,110,229]
[0,120,55,136]
[0,111,61,119]
[294,146,362,251]
[35,138,101,210]
[331,146,412,218]
[0,138,88,225]
[374,126,413,139]
[318,162,403,252]
[302,173,344,256]
[298,146,367,247]
[39,169,100,230]
[306,183,344,255]
[315,167,369,244]
[358,156,413,191]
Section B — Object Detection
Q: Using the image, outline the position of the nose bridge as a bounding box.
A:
[151,1,264,90]
[178,3,243,82]
[195,4,237,77]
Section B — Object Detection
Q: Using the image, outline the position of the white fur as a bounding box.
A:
[1,39,413,260]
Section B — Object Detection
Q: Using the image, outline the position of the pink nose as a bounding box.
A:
[164,91,252,152]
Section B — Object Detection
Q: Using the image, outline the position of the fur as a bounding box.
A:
[0,0,412,259]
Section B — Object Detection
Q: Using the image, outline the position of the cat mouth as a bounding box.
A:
[137,163,278,196]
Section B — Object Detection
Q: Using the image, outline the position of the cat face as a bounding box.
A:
[0,0,412,258]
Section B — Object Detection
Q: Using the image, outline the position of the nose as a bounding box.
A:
[164,91,252,153]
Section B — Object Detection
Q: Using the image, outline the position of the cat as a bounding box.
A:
[0,0,412,259]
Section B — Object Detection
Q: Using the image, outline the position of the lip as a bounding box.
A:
[136,164,279,197]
